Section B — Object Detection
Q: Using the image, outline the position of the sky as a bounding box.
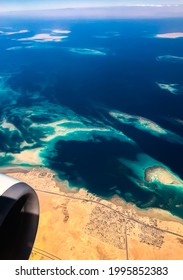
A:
[1,0,183,12]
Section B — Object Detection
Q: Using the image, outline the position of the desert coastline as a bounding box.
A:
[1,165,183,260]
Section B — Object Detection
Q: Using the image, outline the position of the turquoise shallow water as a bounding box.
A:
[0,17,183,218]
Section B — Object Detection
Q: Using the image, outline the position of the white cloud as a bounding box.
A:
[17,33,68,42]
[52,29,71,34]
[157,55,183,63]
[0,29,29,35]
[69,48,107,56]
[155,32,183,38]
[6,46,23,51]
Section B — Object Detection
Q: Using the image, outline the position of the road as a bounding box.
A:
[31,188,183,260]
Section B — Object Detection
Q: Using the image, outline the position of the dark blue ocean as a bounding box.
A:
[0,16,183,218]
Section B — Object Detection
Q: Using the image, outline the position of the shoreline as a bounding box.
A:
[1,165,183,260]
[1,165,182,223]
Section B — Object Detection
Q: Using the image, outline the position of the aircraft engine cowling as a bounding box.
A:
[0,173,39,260]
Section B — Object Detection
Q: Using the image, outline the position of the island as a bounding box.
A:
[145,166,183,186]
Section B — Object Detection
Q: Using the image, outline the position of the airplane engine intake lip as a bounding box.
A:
[0,175,39,260]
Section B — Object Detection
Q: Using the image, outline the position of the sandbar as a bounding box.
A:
[145,166,183,186]
[12,148,43,165]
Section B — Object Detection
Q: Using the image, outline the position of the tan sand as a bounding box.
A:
[12,148,43,165]
[145,166,183,186]
[3,167,183,260]
[109,111,166,134]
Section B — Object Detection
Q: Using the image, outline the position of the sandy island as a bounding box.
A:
[1,167,183,260]
[145,166,183,186]
[109,111,166,135]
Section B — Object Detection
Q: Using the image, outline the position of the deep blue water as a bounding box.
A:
[0,17,183,218]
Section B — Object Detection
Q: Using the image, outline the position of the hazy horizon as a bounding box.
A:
[1,0,183,13]
[1,5,183,19]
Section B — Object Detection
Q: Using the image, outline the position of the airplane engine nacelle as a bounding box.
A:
[0,173,39,260]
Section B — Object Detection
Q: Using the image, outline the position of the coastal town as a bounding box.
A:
[2,167,183,260]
